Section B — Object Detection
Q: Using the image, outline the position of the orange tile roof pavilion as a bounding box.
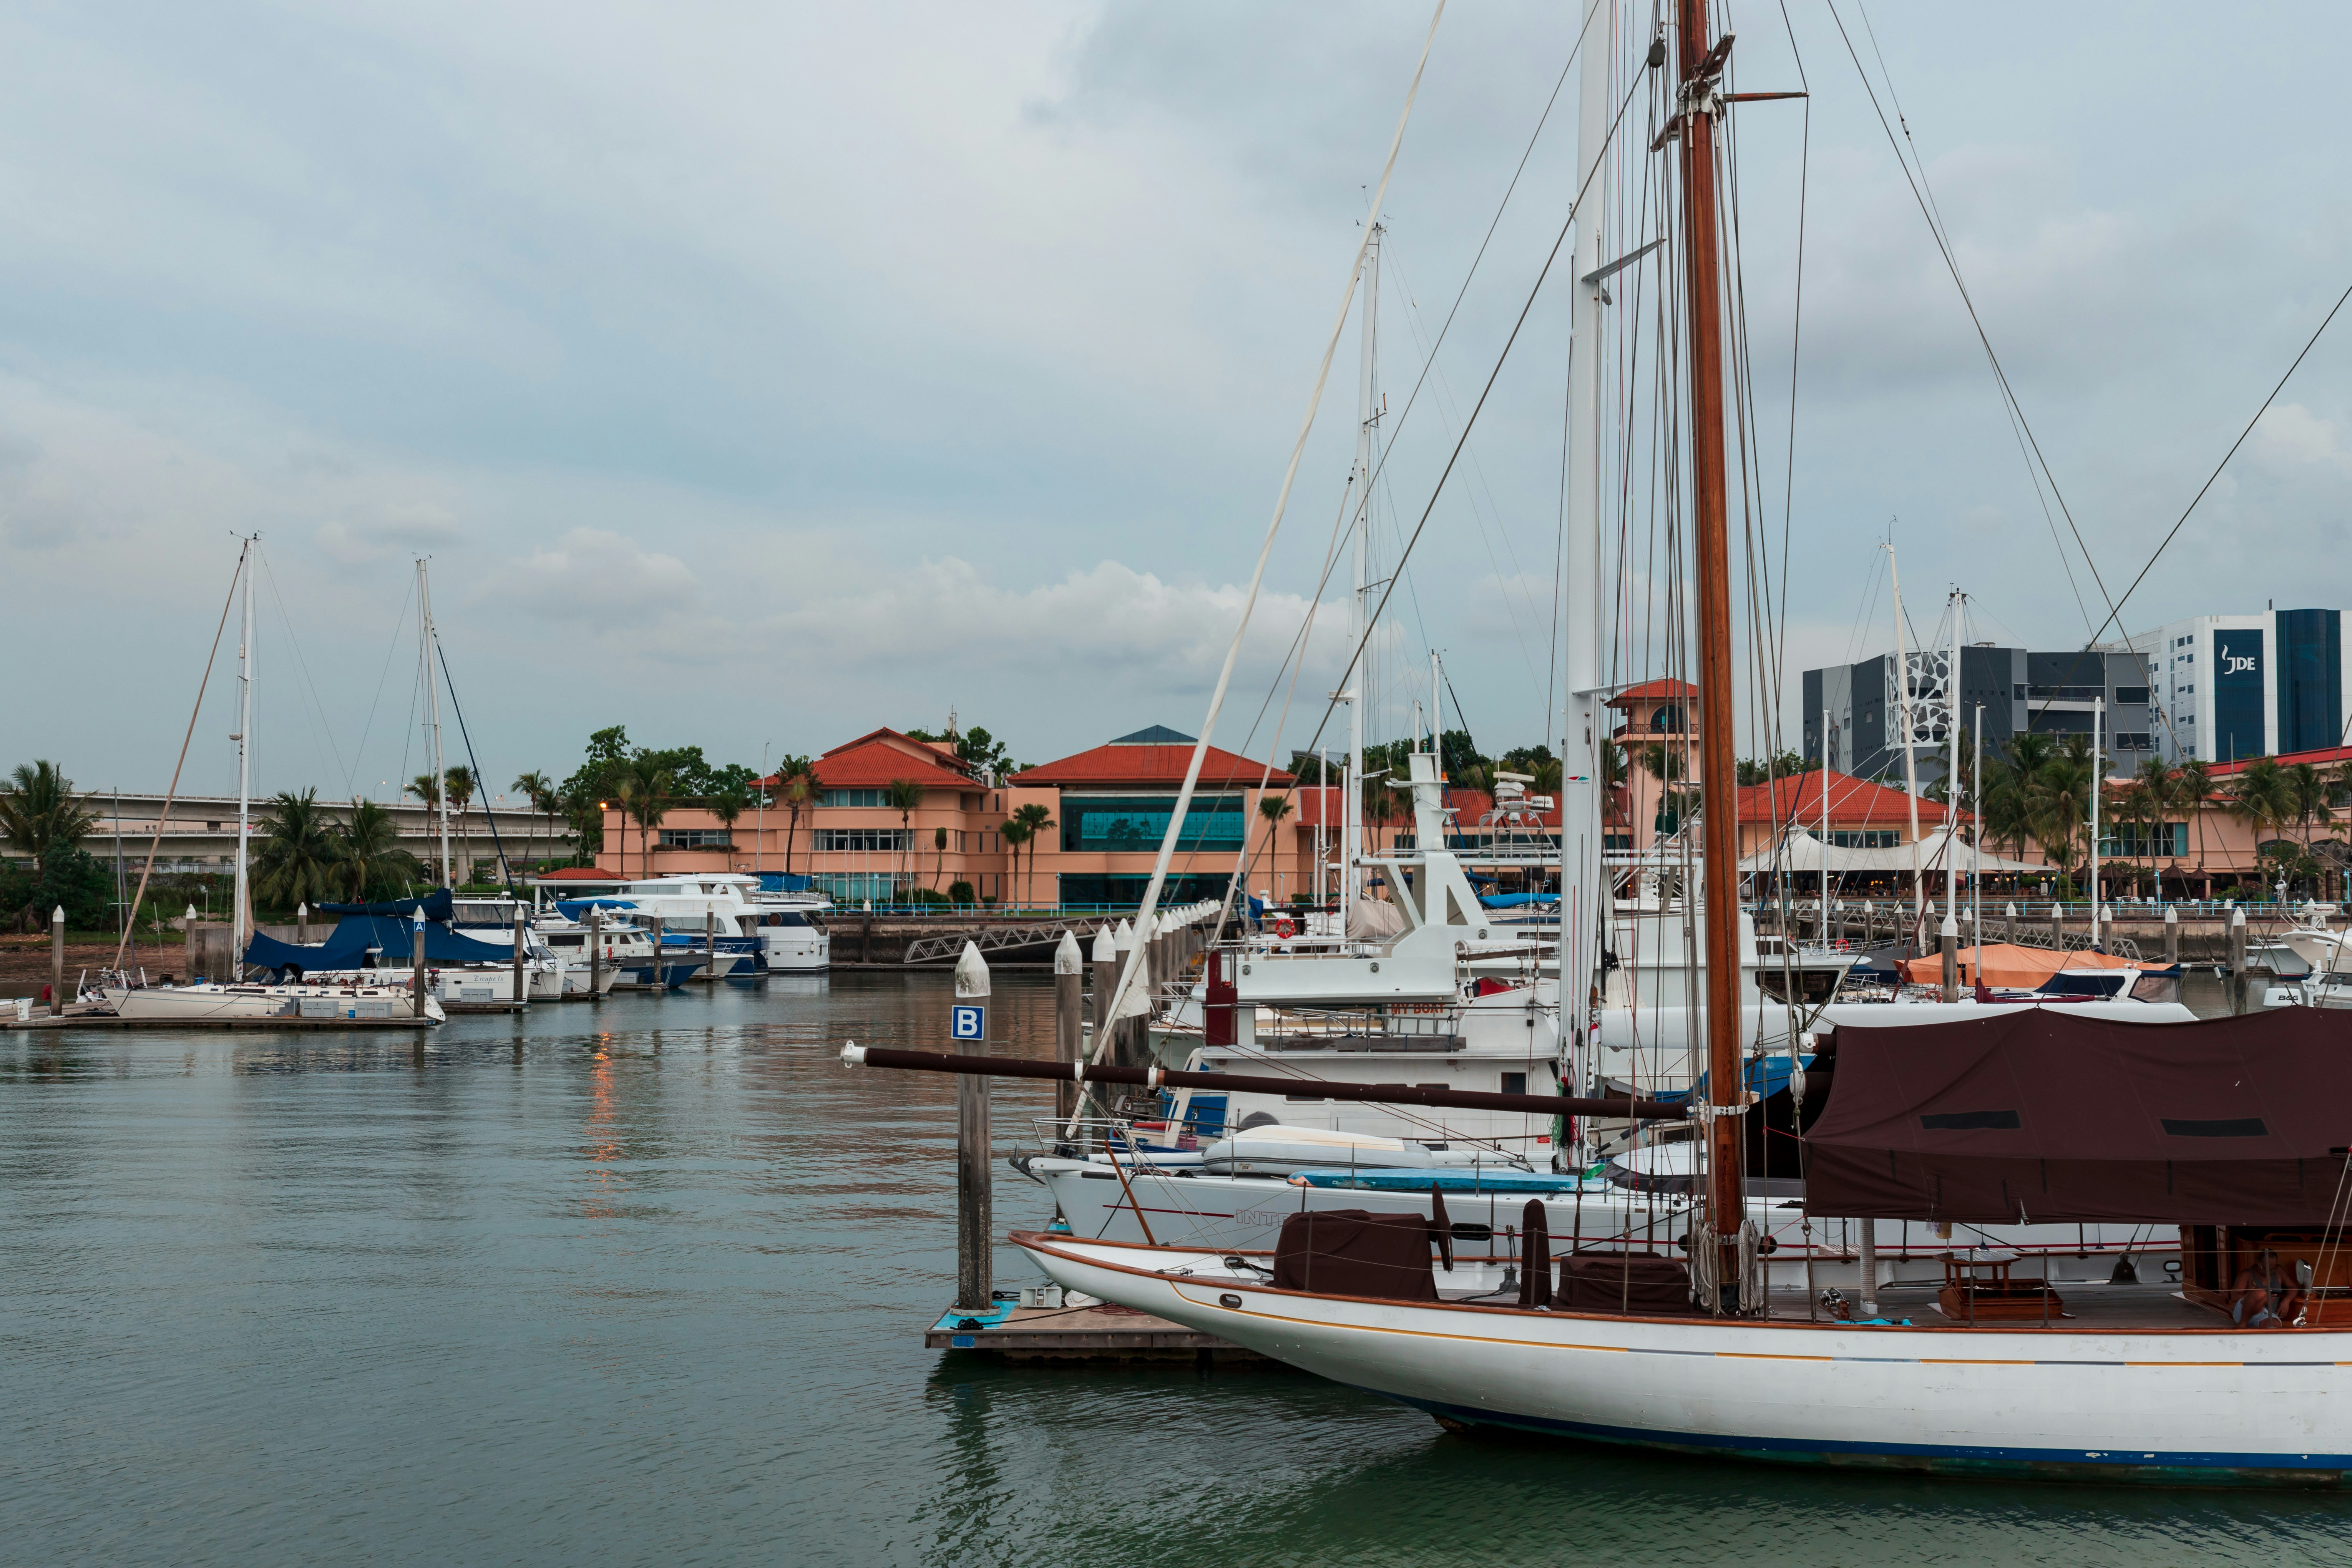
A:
[1014,725,1296,790]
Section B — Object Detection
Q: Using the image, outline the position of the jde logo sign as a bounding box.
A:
[2216,632,2264,690]
[2220,643,2259,676]
[949,1004,986,1041]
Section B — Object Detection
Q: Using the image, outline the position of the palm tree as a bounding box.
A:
[2026,744,2094,885]
[512,770,557,871]
[885,779,926,902]
[443,765,477,882]
[406,773,443,882]
[999,818,1031,908]
[1011,801,1057,906]
[2178,756,2215,888]
[2287,762,2329,861]
[337,797,422,900]
[623,761,674,879]
[251,789,344,911]
[933,825,948,892]
[774,757,814,877]
[0,760,101,875]
[2229,757,2292,892]
[709,780,752,866]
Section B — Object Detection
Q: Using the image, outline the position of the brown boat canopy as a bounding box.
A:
[1804,1009,2352,1225]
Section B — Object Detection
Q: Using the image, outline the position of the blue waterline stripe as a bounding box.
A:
[1385,1392,2352,1473]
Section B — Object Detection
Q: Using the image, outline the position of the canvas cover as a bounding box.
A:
[1272,1210,1438,1300]
[1806,1009,2352,1224]
[1563,1253,1694,1316]
[1892,942,2166,990]
[245,915,513,973]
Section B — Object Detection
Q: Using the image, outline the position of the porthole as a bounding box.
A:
[1219,1293,1243,1309]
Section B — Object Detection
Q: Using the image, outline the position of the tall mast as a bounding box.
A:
[1885,544,1924,942]
[1561,0,1612,1108]
[232,536,256,963]
[419,558,451,888]
[1672,0,1744,1313]
[2091,696,2103,947]
[1346,223,1382,933]
[1947,591,1964,921]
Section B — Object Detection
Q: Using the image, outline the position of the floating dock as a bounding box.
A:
[926,1301,1261,1364]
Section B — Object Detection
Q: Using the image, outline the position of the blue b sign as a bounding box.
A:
[950,1004,986,1042]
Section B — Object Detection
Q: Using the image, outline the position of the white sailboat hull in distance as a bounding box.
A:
[103,983,445,1023]
[1014,1232,2352,1483]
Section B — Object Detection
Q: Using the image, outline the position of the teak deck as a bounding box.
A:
[926,1303,1263,1363]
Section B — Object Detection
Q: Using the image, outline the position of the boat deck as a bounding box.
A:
[1759,1281,2223,1330]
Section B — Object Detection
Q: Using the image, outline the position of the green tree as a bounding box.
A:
[0,760,101,876]
[709,778,753,862]
[2178,756,2215,883]
[251,789,344,911]
[512,770,557,869]
[337,797,423,900]
[933,825,948,892]
[885,778,926,899]
[999,817,1031,908]
[2287,761,2330,860]
[2228,756,2291,885]
[618,760,674,879]
[442,766,477,881]
[774,758,814,878]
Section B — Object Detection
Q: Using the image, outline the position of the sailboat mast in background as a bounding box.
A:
[1344,223,1383,933]
[418,559,452,888]
[231,536,256,964]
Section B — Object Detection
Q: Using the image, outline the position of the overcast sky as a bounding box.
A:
[5,2,2348,803]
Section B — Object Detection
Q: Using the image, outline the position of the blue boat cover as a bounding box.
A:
[1292,1167,1602,1193]
[756,872,814,893]
[1659,1052,1814,1107]
[245,914,512,972]
[315,889,454,921]
[1479,891,1558,909]
[554,898,642,921]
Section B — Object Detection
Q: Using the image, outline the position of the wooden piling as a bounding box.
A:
[2229,906,2248,1015]
[1091,924,1118,1092]
[589,908,603,999]
[411,922,428,1019]
[50,904,65,1016]
[705,911,717,984]
[953,941,993,1315]
[513,908,527,1007]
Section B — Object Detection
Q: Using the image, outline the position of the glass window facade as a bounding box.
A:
[819,789,887,808]
[2277,609,2342,755]
[657,828,732,848]
[1060,794,1244,852]
[1056,873,1233,907]
[813,873,898,901]
[813,828,911,852]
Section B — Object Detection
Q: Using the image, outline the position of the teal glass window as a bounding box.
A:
[1062,795,1243,852]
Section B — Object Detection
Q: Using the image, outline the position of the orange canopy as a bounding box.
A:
[1895,942,2168,989]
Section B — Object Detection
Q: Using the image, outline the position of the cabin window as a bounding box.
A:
[1500,1072,1527,1096]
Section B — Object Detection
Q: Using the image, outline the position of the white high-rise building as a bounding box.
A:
[2104,609,2351,764]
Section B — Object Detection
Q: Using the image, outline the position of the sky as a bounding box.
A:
[3,1,2349,805]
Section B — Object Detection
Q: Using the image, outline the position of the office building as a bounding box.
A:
[2102,609,2351,764]
[1801,645,2154,786]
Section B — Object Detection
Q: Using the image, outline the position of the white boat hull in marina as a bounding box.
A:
[1016,1233,2352,1480]
[102,982,445,1023]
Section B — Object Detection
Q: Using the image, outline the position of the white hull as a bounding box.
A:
[761,929,830,972]
[1017,1233,2352,1480]
[104,983,445,1023]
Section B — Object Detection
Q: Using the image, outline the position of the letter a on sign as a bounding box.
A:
[950,1004,986,1041]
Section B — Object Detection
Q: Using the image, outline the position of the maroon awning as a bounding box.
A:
[1804,1009,2352,1224]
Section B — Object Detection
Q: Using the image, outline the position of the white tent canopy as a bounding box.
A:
[1740,827,2045,878]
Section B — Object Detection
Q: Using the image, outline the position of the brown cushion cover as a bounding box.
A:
[1562,1252,1695,1315]
[1272,1210,1438,1300]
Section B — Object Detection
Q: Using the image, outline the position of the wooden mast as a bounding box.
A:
[1673,0,1745,1312]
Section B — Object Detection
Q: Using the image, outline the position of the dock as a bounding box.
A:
[926,1301,1261,1364]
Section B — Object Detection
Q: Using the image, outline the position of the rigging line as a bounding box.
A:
[1769,0,1810,673]
[431,635,514,889]
[2089,279,2352,652]
[1079,0,1445,1113]
[348,575,417,807]
[111,546,245,972]
[254,546,351,797]
[1291,62,1653,769]
[1824,3,2116,638]
[1354,0,1607,509]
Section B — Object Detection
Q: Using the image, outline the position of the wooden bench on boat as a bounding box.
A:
[1937,1250,2065,1322]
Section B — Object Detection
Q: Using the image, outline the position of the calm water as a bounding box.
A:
[4,969,2345,1565]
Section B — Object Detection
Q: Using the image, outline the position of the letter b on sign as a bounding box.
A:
[950,1004,986,1042]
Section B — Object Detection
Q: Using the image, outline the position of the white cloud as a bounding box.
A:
[2252,403,2352,471]
[493,527,700,622]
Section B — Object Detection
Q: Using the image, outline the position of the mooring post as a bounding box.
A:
[2005,901,2017,944]
[184,903,197,984]
[297,901,309,946]
[1113,918,1139,1065]
[953,940,993,1315]
[1089,924,1117,1118]
[411,911,429,1019]
[1940,914,1959,1002]
[705,910,717,984]
[513,906,527,1007]
[2164,904,2179,967]
[2229,904,2248,1015]
[1054,930,1083,1122]
[1858,1219,1879,1319]
[50,904,65,1016]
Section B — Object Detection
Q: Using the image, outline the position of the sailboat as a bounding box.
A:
[865,3,2352,1479]
[104,539,446,1024]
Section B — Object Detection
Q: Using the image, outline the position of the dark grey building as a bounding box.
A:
[1802,645,2154,787]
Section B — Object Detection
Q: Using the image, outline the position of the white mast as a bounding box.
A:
[1972,701,1984,942]
[1946,590,1964,923]
[1885,543,1924,946]
[419,558,451,888]
[232,536,256,963]
[2091,695,2104,949]
[1345,222,1382,931]
[1820,706,1832,904]
[1560,0,1612,1108]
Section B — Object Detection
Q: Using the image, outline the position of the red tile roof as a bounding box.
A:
[1015,738,1295,790]
[1606,679,1700,706]
[1736,769,1969,827]
[810,738,976,791]
[2206,745,2352,778]
[536,865,624,881]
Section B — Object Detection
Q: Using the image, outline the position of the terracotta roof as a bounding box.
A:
[1735,769,1970,827]
[1014,738,1295,790]
[818,727,975,772]
[535,866,624,881]
[810,738,977,791]
[1606,679,1700,706]
[2206,746,2352,779]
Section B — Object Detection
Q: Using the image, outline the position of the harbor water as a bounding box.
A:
[5,969,2345,1564]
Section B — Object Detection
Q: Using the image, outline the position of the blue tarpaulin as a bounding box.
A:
[1658,1053,1814,1107]
[555,899,640,921]
[1479,891,1558,909]
[756,873,813,893]
[245,914,512,973]
[315,890,455,922]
